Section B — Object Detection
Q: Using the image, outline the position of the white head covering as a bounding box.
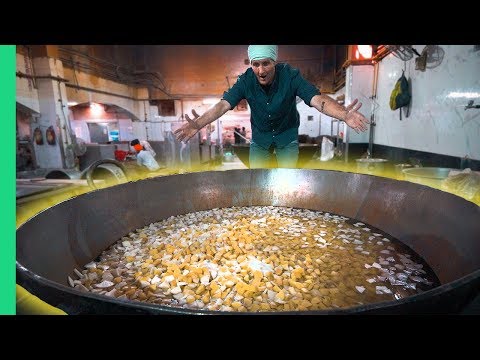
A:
[248,45,278,63]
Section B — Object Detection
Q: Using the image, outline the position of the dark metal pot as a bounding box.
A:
[356,158,388,175]
[17,169,480,314]
[403,167,456,188]
[394,163,413,179]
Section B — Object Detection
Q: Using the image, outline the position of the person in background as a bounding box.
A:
[174,45,369,168]
[240,127,247,144]
[131,138,156,158]
[132,142,161,172]
[141,139,156,158]
[233,127,241,144]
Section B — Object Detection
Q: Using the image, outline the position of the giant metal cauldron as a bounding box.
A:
[16,169,480,314]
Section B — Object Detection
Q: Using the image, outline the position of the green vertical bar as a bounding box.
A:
[0,45,16,314]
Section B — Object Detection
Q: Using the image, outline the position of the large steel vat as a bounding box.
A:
[16,169,480,314]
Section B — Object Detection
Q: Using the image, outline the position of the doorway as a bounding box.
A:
[88,123,109,143]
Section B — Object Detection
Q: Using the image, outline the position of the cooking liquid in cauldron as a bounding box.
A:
[74,206,440,312]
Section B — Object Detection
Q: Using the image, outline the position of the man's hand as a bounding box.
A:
[311,94,369,134]
[174,100,232,142]
[344,99,370,133]
[174,111,202,143]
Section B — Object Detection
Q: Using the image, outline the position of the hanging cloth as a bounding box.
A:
[389,69,411,120]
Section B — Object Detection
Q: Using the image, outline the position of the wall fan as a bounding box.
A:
[386,45,445,71]
[425,45,445,68]
[415,45,445,71]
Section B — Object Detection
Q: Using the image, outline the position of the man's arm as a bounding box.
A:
[310,94,369,133]
[174,99,232,143]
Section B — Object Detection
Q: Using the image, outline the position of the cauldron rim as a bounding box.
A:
[17,262,480,314]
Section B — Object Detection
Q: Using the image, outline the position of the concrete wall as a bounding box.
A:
[63,67,140,119]
[345,65,374,144]
[32,57,72,169]
[296,87,347,139]
[16,53,40,113]
[119,119,135,142]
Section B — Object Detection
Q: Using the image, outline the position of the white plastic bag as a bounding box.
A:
[441,168,480,200]
[140,140,156,157]
[320,137,334,162]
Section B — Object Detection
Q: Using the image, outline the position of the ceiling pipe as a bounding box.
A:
[58,46,172,97]
[16,71,69,83]
[65,83,145,101]
[25,46,37,89]
[17,71,222,102]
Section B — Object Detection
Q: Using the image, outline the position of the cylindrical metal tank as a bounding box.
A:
[45,169,83,180]
[45,160,128,189]
[16,169,480,314]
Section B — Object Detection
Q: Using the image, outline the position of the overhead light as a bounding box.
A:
[90,102,104,116]
[353,45,373,60]
[67,101,78,106]
[202,98,220,105]
[447,92,480,99]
